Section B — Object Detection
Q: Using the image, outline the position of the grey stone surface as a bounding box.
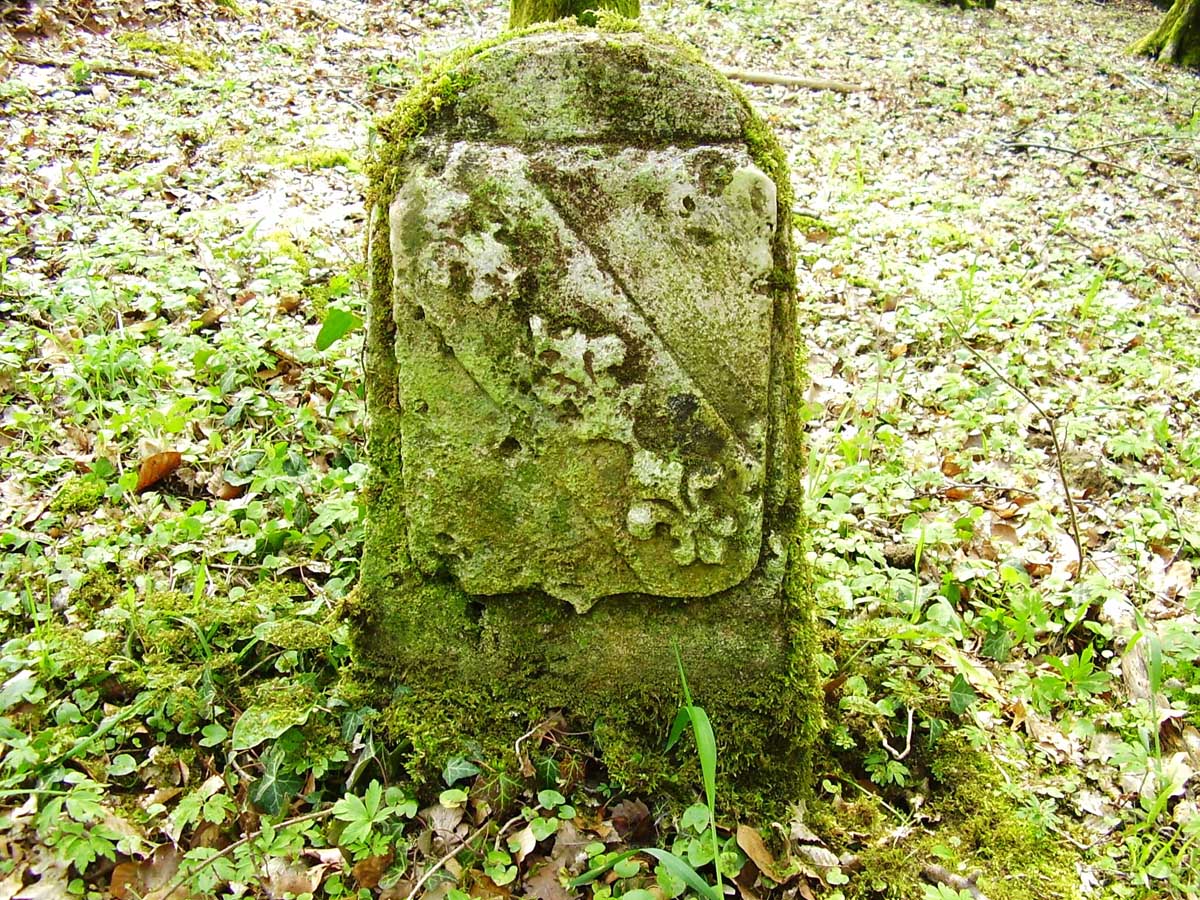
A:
[390,141,778,610]
[355,26,815,801]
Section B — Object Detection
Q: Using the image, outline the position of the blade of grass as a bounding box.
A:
[568,849,720,900]
[644,849,721,900]
[671,643,723,897]
[569,849,639,887]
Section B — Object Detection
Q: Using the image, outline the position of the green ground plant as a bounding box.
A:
[2,0,1200,896]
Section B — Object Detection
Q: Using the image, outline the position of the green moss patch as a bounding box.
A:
[117,33,216,71]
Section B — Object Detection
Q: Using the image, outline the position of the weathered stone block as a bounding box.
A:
[352,23,818,809]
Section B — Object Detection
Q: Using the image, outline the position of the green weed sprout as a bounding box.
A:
[568,645,722,900]
[666,643,723,897]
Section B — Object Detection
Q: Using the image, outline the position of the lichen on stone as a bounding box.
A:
[354,22,819,814]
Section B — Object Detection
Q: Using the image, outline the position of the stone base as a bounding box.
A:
[349,543,817,810]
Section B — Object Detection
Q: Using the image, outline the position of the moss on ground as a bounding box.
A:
[282,148,358,171]
[810,732,1082,900]
[50,476,105,514]
[116,33,216,71]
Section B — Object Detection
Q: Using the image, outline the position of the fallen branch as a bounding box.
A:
[922,864,990,900]
[1004,140,1187,192]
[8,53,160,79]
[158,808,334,898]
[716,66,868,94]
[944,317,1085,577]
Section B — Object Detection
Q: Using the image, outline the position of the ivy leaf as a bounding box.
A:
[199,723,228,748]
[530,816,559,841]
[0,669,36,712]
[442,756,481,787]
[537,789,566,808]
[980,626,1013,663]
[315,307,363,351]
[106,754,137,777]
[251,745,302,816]
[613,857,641,878]
[231,703,312,752]
[680,803,710,834]
[948,674,978,715]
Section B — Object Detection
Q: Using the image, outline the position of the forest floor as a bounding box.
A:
[2,0,1200,897]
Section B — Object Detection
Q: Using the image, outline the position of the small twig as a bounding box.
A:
[159,808,333,897]
[1003,140,1187,192]
[514,721,544,776]
[877,707,915,761]
[716,66,868,94]
[922,864,990,900]
[288,2,362,34]
[940,479,1039,497]
[491,813,526,853]
[406,817,503,900]
[1152,231,1200,307]
[264,342,304,369]
[944,317,1085,577]
[9,53,160,79]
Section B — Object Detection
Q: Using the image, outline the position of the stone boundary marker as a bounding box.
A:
[349,21,819,806]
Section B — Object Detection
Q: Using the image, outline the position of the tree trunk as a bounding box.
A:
[1132,0,1200,68]
[509,0,639,29]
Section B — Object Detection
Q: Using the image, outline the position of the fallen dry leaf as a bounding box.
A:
[608,798,653,843]
[990,521,1019,547]
[206,469,246,500]
[351,851,391,889]
[940,456,964,478]
[110,846,183,900]
[794,844,839,878]
[522,857,573,900]
[736,823,787,883]
[135,451,182,494]
[263,857,325,899]
[509,824,537,864]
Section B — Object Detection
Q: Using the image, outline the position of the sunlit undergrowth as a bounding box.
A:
[2,0,1200,896]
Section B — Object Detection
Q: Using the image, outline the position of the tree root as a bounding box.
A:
[9,53,160,78]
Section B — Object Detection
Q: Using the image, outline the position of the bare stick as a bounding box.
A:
[922,864,990,900]
[9,53,160,79]
[158,808,333,898]
[878,707,915,761]
[944,317,1085,576]
[406,815,521,900]
[1004,140,1187,192]
[938,479,1040,497]
[1153,231,1200,307]
[716,66,868,94]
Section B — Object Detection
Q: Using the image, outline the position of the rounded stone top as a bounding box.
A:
[427,29,750,145]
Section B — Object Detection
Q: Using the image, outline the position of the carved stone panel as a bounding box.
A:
[390,141,777,610]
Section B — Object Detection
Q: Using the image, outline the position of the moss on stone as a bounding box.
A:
[357,22,817,817]
[509,0,640,29]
